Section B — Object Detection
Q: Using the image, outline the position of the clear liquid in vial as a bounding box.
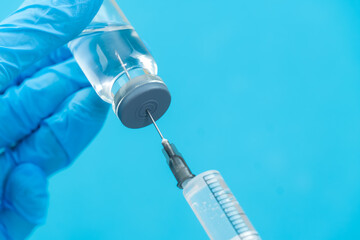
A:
[69,25,158,103]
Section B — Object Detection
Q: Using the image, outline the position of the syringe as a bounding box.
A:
[147,110,261,240]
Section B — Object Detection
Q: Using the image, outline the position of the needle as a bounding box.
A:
[147,109,164,140]
[146,109,195,188]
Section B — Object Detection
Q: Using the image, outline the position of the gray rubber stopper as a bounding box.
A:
[113,75,171,129]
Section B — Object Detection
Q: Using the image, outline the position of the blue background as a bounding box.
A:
[1,0,360,239]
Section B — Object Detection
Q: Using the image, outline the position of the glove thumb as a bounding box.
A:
[0,163,48,240]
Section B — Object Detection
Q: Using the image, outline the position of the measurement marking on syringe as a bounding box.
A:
[203,173,249,235]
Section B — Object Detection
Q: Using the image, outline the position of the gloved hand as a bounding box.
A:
[0,0,108,239]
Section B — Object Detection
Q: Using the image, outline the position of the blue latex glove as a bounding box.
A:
[0,0,109,239]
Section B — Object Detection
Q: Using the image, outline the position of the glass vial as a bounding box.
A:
[69,0,171,128]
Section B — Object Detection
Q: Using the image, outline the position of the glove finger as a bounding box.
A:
[0,152,15,208]
[0,58,89,148]
[13,46,72,89]
[0,0,103,91]
[7,87,109,175]
[0,163,48,240]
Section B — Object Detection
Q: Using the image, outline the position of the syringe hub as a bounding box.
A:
[161,139,195,189]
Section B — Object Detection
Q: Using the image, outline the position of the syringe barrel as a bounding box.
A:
[183,170,261,240]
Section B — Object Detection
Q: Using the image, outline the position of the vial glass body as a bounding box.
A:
[68,0,158,104]
[69,0,171,128]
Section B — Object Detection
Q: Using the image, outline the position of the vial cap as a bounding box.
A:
[114,75,171,128]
